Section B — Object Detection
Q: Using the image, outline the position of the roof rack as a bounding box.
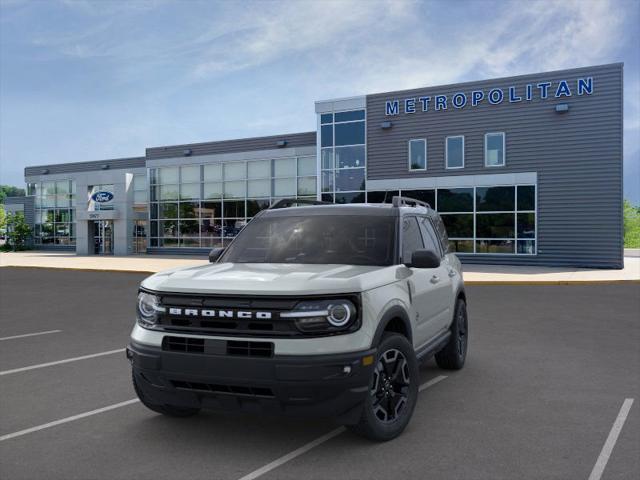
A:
[269,198,331,209]
[391,195,432,209]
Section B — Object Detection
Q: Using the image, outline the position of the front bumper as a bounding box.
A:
[127,340,376,423]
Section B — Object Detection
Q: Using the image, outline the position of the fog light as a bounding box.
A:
[362,355,374,366]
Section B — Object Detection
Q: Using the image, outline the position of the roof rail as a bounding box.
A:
[391,195,432,209]
[269,198,331,209]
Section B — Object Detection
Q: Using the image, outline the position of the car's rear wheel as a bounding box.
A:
[435,298,468,370]
[132,371,200,417]
[348,333,418,441]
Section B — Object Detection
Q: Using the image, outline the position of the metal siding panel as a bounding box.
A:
[366,64,623,268]
[146,132,317,160]
[24,157,146,176]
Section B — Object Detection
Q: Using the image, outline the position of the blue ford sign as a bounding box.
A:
[385,77,593,115]
[91,191,114,203]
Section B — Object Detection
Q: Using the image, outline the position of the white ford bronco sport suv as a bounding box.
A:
[127,196,468,441]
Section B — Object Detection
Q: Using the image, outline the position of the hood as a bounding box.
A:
[141,262,401,295]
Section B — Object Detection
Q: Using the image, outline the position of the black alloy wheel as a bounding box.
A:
[371,348,411,423]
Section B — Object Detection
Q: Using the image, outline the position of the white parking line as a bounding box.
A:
[0,399,139,442]
[587,398,634,480]
[0,330,62,341]
[0,348,125,376]
[238,375,448,480]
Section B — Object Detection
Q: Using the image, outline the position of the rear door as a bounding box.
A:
[401,216,448,347]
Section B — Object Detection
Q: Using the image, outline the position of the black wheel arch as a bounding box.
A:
[371,305,413,347]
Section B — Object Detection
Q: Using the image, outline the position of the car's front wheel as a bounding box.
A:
[348,333,419,441]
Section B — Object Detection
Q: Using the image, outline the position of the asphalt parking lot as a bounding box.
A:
[0,267,638,480]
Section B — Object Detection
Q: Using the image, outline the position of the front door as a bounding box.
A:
[93,220,114,255]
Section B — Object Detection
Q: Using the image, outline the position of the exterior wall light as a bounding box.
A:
[183,148,192,156]
[381,121,393,129]
[276,140,288,148]
[101,164,110,170]
[41,169,49,174]
[555,104,569,113]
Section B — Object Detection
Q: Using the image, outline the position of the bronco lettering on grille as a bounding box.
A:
[167,308,272,320]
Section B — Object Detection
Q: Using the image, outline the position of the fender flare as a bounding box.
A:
[371,305,413,348]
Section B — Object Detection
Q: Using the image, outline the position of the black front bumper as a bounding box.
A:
[127,340,376,423]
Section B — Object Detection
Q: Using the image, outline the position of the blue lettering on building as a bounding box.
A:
[383,77,595,115]
[509,86,522,102]
[537,82,551,99]
[488,88,504,104]
[555,80,572,97]
[452,93,467,108]
[471,90,484,106]
[418,96,431,111]
[577,77,593,95]
[405,98,416,113]
[385,100,399,115]
[435,95,447,110]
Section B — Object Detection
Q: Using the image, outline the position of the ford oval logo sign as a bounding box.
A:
[91,191,114,203]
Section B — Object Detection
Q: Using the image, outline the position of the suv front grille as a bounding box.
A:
[162,336,274,357]
[171,380,274,398]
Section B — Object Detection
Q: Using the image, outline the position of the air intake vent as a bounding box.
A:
[171,380,274,398]
[227,340,274,357]
[162,336,204,353]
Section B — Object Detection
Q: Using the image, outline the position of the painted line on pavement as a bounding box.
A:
[0,348,125,376]
[0,330,62,341]
[238,375,448,480]
[587,398,634,480]
[0,399,139,442]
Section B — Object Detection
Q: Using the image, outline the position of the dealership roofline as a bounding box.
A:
[24,156,146,177]
[319,62,624,104]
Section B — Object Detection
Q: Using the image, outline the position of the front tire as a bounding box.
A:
[435,298,468,370]
[132,371,201,418]
[348,333,419,442]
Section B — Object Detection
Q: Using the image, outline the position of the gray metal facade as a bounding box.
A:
[24,157,145,176]
[146,132,316,159]
[366,63,623,268]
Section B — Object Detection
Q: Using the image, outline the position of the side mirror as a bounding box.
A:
[406,249,440,269]
[208,247,225,263]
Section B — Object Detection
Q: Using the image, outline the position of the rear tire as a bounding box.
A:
[435,298,468,370]
[348,333,419,442]
[132,371,200,418]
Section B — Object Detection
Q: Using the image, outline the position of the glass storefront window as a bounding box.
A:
[149,156,316,249]
[409,139,426,170]
[437,188,474,212]
[181,165,201,183]
[158,167,179,184]
[485,133,505,167]
[224,162,246,181]
[335,169,365,192]
[476,186,515,212]
[335,146,365,169]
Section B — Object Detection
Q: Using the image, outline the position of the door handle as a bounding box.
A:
[430,275,440,284]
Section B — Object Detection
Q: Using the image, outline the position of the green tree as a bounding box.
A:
[0,185,26,204]
[623,199,640,248]
[6,211,31,251]
[0,205,6,231]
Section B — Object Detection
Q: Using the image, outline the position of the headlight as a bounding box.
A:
[281,298,358,333]
[136,291,164,327]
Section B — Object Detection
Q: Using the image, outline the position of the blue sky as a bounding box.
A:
[1,0,639,202]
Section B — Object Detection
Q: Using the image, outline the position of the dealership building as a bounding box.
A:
[12,63,623,268]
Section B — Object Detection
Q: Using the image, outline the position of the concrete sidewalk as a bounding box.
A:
[1,251,639,284]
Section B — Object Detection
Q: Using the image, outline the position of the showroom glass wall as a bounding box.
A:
[367,185,536,255]
[320,110,366,203]
[148,156,317,247]
[28,180,76,245]
[132,174,148,253]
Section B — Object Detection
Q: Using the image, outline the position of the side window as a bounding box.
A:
[402,217,424,263]
[419,217,442,257]
[432,214,451,254]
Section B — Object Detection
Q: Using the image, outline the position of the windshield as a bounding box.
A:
[221,214,397,266]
